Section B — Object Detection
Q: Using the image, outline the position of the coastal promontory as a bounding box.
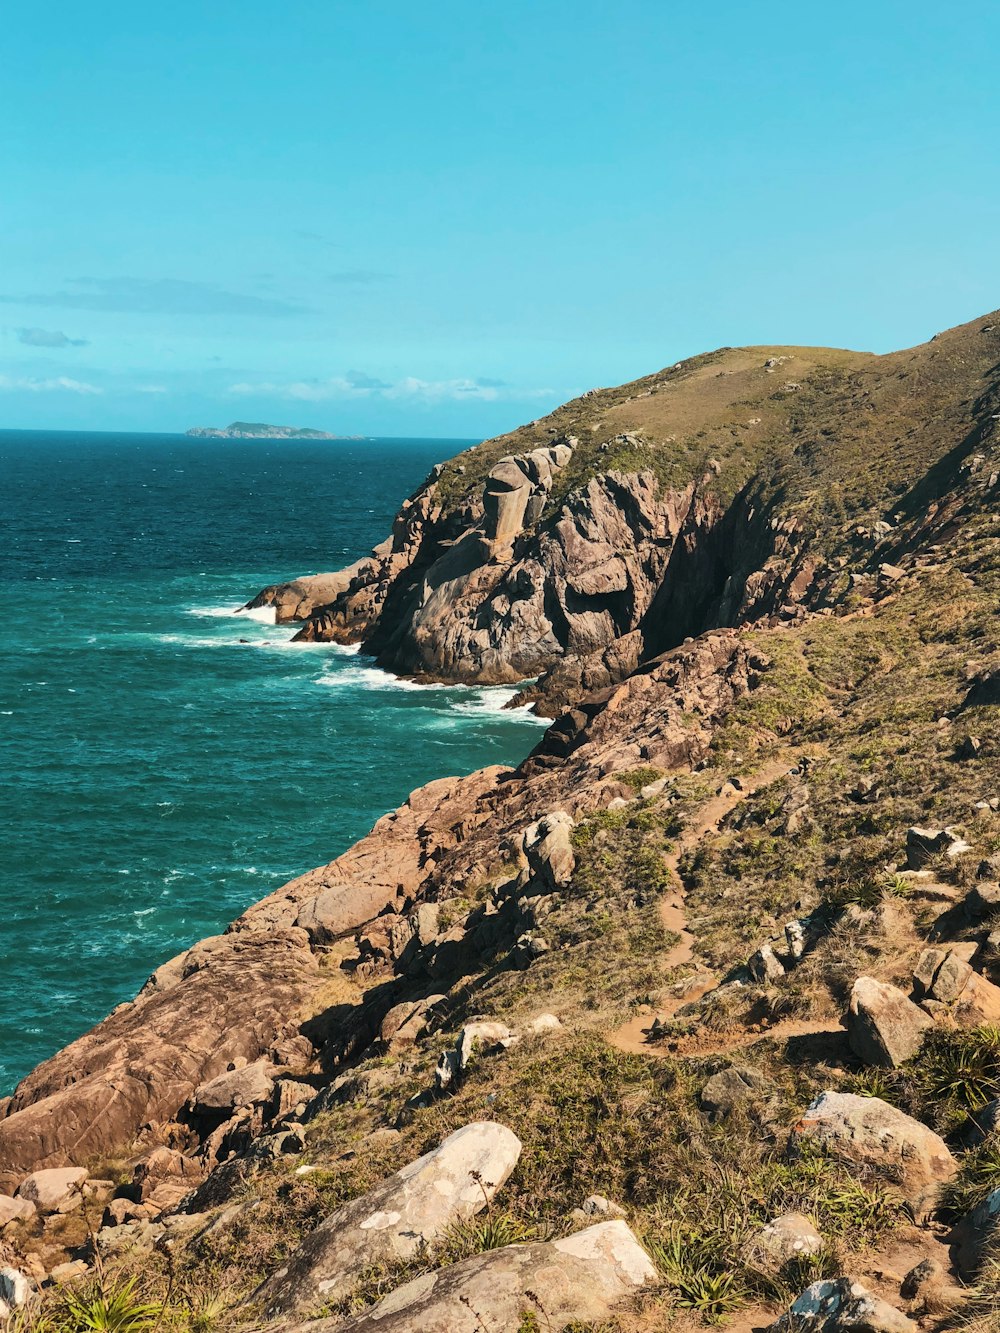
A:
[185,421,346,440]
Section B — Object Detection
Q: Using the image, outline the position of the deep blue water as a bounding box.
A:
[0,432,545,1093]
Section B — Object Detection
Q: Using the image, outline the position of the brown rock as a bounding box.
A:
[793,1092,957,1214]
[847,977,932,1067]
[283,1221,658,1333]
[16,1167,87,1214]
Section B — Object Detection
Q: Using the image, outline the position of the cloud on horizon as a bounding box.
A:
[17,327,88,348]
[0,374,102,395]
[226,373,552,404]
[0,277,308,318]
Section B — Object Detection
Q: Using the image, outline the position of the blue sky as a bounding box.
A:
[3,1,1000,436]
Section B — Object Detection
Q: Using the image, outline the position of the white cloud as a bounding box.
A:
[136,384,168,394]
[0,374,103,395]
[226,374,552,404]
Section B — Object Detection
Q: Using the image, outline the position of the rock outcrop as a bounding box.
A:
[846,977,932,1067]
[282,1221,658,1333]
[768,1278,915,1333]
[256,1122,522,1316]
[792,1093,957,1214]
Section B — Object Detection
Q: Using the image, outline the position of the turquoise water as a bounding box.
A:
[0,432,546,1094]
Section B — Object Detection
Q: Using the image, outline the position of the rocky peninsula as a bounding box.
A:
[1,311,999,1332]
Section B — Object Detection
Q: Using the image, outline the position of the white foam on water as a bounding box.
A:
[451,687,549,724]
[187,603,277,624]
[315,666,548,723]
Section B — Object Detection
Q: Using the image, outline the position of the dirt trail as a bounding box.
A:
[609,753,843,1059]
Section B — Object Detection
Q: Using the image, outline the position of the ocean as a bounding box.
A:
[0,431,546,1095]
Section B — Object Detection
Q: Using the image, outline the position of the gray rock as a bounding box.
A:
[300,1220,658,1333]
[521,811,575,889]
[580,1194,626,1218]
[0,1269,31,1313]
[255,1120,523,1316]
[749,944,786,984]
[966,881,1000,916]
[792,1092,957,1214]
[906,826,971,869]
[912,947,974,1003]
[898,1257,944,1301]
[950,1185,1000,1276]
[700,1066,769,1120]
[435,1022,516,1091]
[768,1277,915,1332]
[846,977,932,1067]
[755,1212,824,1262]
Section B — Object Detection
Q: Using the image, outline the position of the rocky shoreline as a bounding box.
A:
[2,312,1000,1331]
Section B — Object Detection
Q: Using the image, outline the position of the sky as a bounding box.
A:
[2,1,1000,438]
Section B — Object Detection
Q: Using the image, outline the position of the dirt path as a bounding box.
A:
[608,753,844,1059]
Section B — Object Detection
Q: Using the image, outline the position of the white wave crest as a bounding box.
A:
[187,603,277,624]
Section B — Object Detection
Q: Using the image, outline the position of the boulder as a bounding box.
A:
[379,995,445,1049]
[293,1221,657,1333]
[906,826,971,869]
[755,1212,824,1262]
[700,1066,769,1120]
[950,1186,1000,1276]
[0,1196,35,1228]
[768,1277,915,1332]
[521,811,575,889]
[191,1060,275,1116]
[792,1093,957,1214]
[912,948,1000,1024]
[436,1022,516,1091]
[0,1269,31,1314]
[913,947,974,1003]
[966,881,1000,916]
[846,977,931,1068]
[15,1167,87,1214]
[295,883,400,944]
[255,1121,523,1316]
[528,1012,563,1035]
[749,944,786,984]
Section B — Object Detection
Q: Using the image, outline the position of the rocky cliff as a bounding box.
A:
[247,312,1000,713]
[2,311,1000,1332]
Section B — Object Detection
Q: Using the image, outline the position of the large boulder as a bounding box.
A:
[15,1167,88,1214]
[295,883,402,944]
[846,977,931,1067]
[255,1121,523,1316]
[950,1186,1000,1276]
[191,1060,275,1116]
[285,1220,657,1333]
[0,1196,35,1228]
[768,1277,915,1332]
[792,1093,957,1214]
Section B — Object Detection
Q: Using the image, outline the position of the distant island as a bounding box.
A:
[185,421,359,440]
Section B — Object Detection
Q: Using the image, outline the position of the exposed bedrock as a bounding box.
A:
[247,449,829,714]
